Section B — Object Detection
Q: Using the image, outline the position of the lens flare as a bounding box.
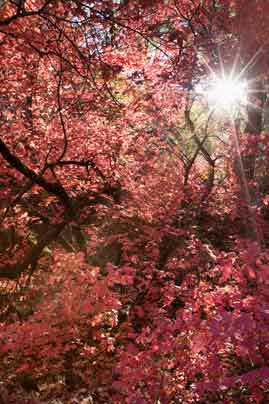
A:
[206,76,248,112]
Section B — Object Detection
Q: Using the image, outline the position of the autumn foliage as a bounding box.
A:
[1,0,269,403]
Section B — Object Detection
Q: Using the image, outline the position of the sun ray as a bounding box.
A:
[236,46,263,81]
[195,47,265,244]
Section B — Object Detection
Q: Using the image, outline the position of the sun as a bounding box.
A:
[206,75,248,113]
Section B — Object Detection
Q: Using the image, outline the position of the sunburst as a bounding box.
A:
[196,45,267,118]
[206,74,248,112]
[196,47,265,244]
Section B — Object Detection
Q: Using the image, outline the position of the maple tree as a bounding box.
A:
[1,0,269,403]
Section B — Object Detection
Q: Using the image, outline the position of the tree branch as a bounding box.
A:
[0,138,73,212]
[0,221,66,279]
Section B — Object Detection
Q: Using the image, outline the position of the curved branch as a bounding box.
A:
[48,159,106,181]
[0,138,73,212]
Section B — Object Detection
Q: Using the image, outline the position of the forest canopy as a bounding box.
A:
[1,0,269,403]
